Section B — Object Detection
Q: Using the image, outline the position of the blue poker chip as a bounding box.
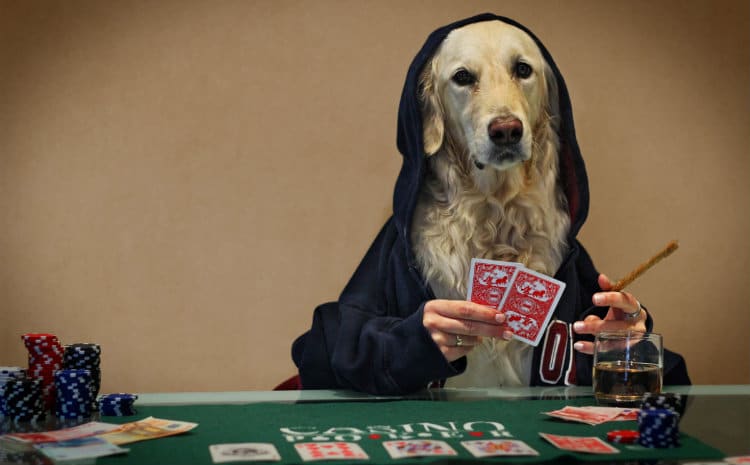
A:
[97,392,138,416]
[637,408,680,448]
[54,369,95,419]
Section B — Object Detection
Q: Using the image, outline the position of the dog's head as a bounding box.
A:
[419,21,559,172]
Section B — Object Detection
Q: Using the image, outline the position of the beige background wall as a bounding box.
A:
[1,0,748,393]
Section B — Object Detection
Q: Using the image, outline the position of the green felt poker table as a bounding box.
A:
[1,385,749,464]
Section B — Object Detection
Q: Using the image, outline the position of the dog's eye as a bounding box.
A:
[451,69,476,86]
[515,62,533,79]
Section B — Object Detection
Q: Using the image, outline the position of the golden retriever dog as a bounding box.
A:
[411,21,571,387]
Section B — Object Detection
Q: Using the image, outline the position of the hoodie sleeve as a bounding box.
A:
[292,219,465,395]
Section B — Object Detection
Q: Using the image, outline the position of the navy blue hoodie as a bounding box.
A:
[292,13,690,395]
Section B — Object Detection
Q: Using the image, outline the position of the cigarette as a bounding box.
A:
[611,240,679,291]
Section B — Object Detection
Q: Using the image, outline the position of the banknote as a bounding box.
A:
[5,421,121,444]
[96,416,198,445]
[34,437,128,461]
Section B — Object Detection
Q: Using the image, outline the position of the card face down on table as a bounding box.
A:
[540,433,620,454]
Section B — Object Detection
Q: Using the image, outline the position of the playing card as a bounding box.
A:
[461,439,539,457]
[466,259,521,308]
[539,433,619,454]
[294,442,368,461]
[544,406,625,425]
[209,443,281,463]
[382,440,457,459]
[501,268,565,346]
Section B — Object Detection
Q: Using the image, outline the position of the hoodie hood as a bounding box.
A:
[394,13,590,268]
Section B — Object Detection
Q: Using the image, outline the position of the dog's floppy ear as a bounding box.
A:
[419,60,444,156]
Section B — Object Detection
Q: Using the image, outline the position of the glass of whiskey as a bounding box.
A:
[593,331,663,406]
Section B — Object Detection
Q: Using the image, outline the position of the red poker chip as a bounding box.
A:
[607,430,640,444]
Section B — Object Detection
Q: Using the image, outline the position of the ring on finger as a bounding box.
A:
[455,334,464,347]
[624,300,643,321]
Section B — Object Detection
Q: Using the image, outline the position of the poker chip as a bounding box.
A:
[0,366,26,417]
[640,392,685,417]
[606,429,639,444]
[63,343,102,410]
[22,333,65,411]
[637,408,680,448]
[0,366,25,382]
[98,393,138,416]
[54,369,94,419]
[0,377,46,422]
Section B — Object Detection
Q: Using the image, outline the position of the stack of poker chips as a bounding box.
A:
[22,333,65,411]
[636,392,683,448]
[54,369,94,419]
[0,366,26,416]
[63,343,102,410]
[0,378,46,422]
[637,408,680,448]
[98,393,138,416]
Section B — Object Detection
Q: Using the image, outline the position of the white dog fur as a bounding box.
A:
[411,21,571,387]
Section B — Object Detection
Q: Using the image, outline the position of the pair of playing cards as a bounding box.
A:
[380,439,538,459]
[467,258,566,346]
[382,439,540,459]
[210,442,368,462]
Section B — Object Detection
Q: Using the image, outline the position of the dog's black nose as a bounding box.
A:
[488,118,523,145]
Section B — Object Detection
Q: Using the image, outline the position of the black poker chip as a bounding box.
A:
[63,343,102,411]
[0,377,46,422]
[640,392,685,417]
[0,366,26,416]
